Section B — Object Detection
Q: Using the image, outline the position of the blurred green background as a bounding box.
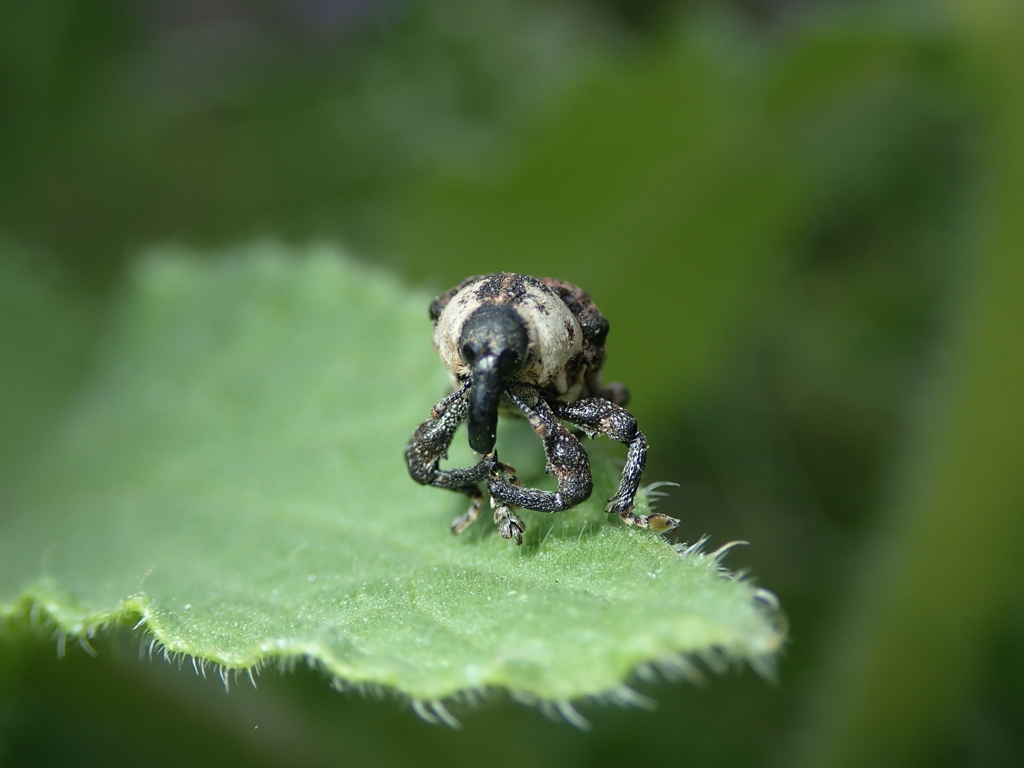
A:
[2,1,1023,767]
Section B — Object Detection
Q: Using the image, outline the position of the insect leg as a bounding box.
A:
[554,398,678,532]
[404,383,493,534]
[487,388,594,527]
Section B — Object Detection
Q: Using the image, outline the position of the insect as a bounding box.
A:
[405,273,679,545]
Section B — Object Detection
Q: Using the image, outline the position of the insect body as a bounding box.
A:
[405,273,678,544]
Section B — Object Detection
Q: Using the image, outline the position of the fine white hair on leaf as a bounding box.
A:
[633,662,659,684]
[643,481,680,499]
[753,587,780,611]
[78,636,98,657]
[749,652,780,683]
[697,648,731,676]
[711,540,749,563]
[608,684,656,710]
[429,699,460,729]
[29,603,44,633]
[509,689,540,708]
[678,536,710,557]
[465,687,488,707]
[554,700,590,730]
[575,522,588,544]
[654,653,706,685]
[409,700,458,729]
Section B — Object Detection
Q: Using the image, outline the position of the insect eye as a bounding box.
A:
[460,343,476,364]
[497,349,521,375]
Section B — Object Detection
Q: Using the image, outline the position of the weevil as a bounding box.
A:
[405,273,678,544]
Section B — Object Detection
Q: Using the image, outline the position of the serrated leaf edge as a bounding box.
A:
[1,539,785,728]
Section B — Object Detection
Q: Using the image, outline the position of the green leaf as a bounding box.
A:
[0,245,783,716]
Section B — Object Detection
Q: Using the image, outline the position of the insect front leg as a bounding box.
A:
[404,382,493,534]
[484,387,594,544]
[554,398,678,533]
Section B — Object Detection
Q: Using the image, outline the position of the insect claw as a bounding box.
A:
[606,501,679,534]
[494,505,525,545]
[646,513,680,533]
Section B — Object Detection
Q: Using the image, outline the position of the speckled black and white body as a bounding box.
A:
[405,273,678,544]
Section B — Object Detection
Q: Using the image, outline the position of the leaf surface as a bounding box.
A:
[0,246,782,710]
